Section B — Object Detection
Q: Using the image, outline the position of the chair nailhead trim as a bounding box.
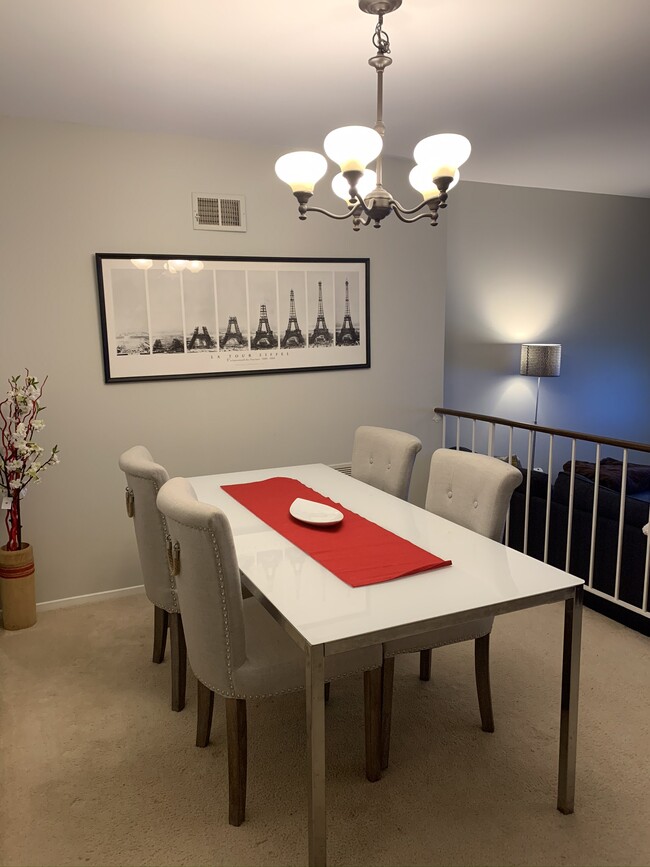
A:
[199,663,382,700]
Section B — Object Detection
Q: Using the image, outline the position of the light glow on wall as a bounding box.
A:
[475,278,568,341]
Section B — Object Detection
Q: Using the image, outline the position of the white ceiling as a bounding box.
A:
[1,0,649,197]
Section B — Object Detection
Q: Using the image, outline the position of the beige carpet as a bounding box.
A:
[0,593,648,867]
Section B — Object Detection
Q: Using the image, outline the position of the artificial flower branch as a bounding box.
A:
[0,372,59,550]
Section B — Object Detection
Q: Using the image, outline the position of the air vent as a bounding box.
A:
[331,463,352,476]
[192,193,247,232]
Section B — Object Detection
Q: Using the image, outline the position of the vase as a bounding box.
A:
[0,542,37,630]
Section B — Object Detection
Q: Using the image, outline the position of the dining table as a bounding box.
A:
[188,463,584,867]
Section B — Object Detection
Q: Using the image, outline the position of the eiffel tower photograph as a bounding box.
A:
[183,271,217,352]
[219,316,247,349]
[280,289,306,348]
[187,325,216,351]
[251,304,279,350]
[335,277,360,346]
[248,271,279,351]
[148,268,185,354]
[216,270,248,350]
[308,279,334,348]
[99,257,368,382]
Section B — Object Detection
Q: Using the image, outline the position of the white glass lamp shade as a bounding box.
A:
[167,259,189,273]
[131,258,153,270]
[323,126,383,173]
[187,260,204,273]
[275,151,328,194]
[413,133,471,179]
[409,166,459,201]
[332,169,377,203]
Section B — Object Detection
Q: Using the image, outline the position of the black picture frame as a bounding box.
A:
[95,254,370,383]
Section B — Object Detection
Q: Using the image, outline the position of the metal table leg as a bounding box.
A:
[557,583,583,814]
[307,644,327,866]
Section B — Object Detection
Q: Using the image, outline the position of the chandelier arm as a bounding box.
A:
[300,205,357,221]
[349,191,376,218]
[389,205,437,224]
[390,197,440,216]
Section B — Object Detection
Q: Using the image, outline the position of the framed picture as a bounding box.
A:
[95,254,370,383]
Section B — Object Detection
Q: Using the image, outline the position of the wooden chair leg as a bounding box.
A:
[324,682,331,703]
[152,606,168,664]
[196,679,214,748]
[380,656,395,771]
[364,668,382,782]
[419,648,432,681]
[226,698,247,827]
[475,633,495,733]
[170,612,187,712]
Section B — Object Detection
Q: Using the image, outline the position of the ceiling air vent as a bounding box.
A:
[192,193,247,232]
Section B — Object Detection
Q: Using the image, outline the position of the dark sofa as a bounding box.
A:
[507,468,650,634]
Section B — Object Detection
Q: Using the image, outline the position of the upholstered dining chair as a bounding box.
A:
[119,446,187,712]
[351,425,422,500]
[156,476,383,826]
[380,448,522,769]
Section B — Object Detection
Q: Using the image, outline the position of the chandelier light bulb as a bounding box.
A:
[131,258,153,270]
[409,166,460,201]
[323,126,383,173]
[274,151,328,194]
[187,260,204,273]
[413,133,472,179]
[167,259,189,273]
[332,169,378,203]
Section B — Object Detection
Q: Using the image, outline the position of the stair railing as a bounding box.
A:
[434,407,650,625]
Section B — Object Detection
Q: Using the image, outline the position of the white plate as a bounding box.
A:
[289,497,344,526]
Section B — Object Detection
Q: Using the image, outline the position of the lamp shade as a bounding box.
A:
[323,126,383,173]
[413,133,471,180]
[409,166,459,201]
[520,344,562,377]
[275,151,328,194]
[332,169,377,203]
[131,258,153,270]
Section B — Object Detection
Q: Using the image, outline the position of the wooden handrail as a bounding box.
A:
[434,407,650,454]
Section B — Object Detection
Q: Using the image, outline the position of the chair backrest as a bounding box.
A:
[156,477,246,696]
[425,448,523,541]
[351,426,422,500]
[118,445,176,611]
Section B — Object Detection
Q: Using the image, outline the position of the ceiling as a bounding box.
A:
[1,0,649,198]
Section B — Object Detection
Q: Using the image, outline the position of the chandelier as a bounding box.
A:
[274,0,471,231]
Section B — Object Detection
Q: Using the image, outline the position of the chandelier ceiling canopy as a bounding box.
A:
[275,0,471,231]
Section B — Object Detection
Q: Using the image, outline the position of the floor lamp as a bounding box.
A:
[520,343,562,468]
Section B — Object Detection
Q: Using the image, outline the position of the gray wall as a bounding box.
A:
[0,116,446,604]
[444,182,650,461]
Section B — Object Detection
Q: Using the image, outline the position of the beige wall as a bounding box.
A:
[0,116,446,603]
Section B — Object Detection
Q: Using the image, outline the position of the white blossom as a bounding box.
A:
[9,479,22,490]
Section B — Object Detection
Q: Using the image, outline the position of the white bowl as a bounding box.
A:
[289,497,344,526]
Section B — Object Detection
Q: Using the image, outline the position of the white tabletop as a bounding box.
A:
[188,464,582,650]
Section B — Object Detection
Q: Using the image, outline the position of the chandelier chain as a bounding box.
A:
[372,14,391,55]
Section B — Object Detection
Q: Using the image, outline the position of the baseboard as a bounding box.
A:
[584,588,650,636]
[35,584,145,612]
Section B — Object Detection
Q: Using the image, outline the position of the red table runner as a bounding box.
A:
[221,476,451,588]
